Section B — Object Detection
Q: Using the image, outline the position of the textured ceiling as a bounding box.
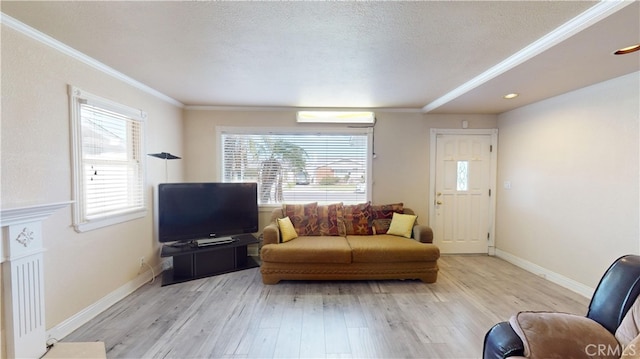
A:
[2,1,638,113]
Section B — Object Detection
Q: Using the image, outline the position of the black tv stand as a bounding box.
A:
[166,241,196,248]
[160,233,259,286]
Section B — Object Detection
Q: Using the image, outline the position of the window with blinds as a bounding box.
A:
[69,86,147,232]
[219,127,372,205]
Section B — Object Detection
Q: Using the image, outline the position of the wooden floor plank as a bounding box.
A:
[323,293,351,355]
[272,295,303,358]
[299,293,326,358]
[64,255,590,358]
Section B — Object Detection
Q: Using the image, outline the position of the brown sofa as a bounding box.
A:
[259,202,440,284]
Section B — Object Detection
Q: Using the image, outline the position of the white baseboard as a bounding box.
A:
[47,264,163,341]
[494,249,594,299]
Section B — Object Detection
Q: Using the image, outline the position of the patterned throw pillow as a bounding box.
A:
[370,203,404,234]
[317,202,344,236]
[283,202,319,236]
[343,203,373,235]
[372,218,392,235]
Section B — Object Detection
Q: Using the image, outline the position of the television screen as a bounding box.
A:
[157,182,258,243]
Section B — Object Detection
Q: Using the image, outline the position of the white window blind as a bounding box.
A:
[69,86,147,232]
[219,128,372,204]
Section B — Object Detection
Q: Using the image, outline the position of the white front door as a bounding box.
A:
[430,130,497,254]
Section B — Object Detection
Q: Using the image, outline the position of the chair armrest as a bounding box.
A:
[263,223,280,245]
[509,312,619,358]
[413,224,433,243]
[483,322,524,359]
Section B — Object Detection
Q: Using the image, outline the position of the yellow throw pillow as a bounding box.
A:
[277,217,298,243]
[386,213,417,238]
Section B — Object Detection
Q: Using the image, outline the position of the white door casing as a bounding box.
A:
[429,129,497,254]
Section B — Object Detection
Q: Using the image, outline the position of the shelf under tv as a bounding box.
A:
[160,233,260,286]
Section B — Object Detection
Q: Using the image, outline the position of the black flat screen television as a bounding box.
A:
[157,182,258,243]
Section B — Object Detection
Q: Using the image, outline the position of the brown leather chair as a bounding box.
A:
[483,255,640,358]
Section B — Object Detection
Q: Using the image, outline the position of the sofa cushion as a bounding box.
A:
[283,202,319,236]
[346,235,440,263]
[317,202,345,236]
[370,203,404,234]
[343,203,373,235]
[261,236,352,264]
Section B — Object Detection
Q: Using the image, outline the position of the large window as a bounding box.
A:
[219,127,372,205]
[69,86,147,232]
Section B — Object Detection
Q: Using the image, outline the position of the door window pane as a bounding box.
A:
[457,160,468,191]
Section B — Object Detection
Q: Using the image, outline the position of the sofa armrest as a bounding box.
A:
[413,224,433,243]
[263,223,280,245]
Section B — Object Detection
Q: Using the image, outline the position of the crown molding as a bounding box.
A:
[1,12,184,108]
[422,1,634,113]
[184,105,423,113]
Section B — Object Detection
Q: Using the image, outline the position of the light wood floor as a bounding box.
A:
[64,255,590,358]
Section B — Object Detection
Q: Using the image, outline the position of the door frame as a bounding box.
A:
[428,128,498,255]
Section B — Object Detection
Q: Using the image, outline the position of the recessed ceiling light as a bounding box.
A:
[503,93,519,99]
[614,44,640,55]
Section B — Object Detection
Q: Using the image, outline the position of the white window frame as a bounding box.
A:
[69,86,147,232]
[216,126,373,208]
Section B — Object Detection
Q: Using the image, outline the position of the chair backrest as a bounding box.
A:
[587,255,640,334]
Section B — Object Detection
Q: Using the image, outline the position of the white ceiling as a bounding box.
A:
[2,1,638,114]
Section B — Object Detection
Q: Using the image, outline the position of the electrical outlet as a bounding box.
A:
[139,256,145,267]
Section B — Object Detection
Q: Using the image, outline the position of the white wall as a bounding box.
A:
[1,24,184,335]
[0,266,4,359]
[496,72,640,289]
[183,109,497,229]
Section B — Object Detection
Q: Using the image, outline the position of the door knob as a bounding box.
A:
[436,201,443,205]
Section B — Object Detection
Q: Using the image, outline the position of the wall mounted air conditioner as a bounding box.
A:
[296,111,375,124]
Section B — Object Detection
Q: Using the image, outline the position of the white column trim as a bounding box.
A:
[1,201,71,358]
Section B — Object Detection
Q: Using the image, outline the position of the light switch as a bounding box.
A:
[503,181,512,190]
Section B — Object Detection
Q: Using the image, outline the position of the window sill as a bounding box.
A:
[259,204,281,213]
[74,209,147,232]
